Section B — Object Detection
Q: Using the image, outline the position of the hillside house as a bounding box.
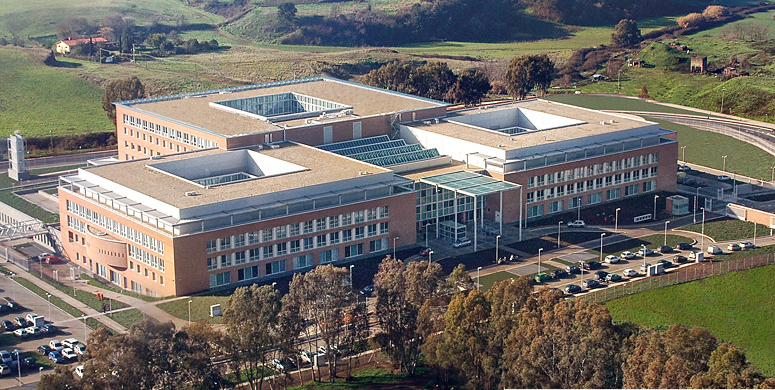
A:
[55,37,109,54]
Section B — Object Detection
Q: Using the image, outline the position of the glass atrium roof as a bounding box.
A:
[419,170,520,197]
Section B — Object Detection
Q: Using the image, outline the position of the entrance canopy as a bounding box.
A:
[419,170,520,197]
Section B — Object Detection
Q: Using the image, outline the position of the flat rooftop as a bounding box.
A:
[409,99,653,150]
[121,77,446,137]
[79,142,392,210]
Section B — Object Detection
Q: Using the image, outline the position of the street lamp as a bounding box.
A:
[187,299,192,326]
[664,221,670,246]
[557,222,562,248]
[580,261,584,288]
[599,233,606,263]
[46,293,52,320]
[722,155,728,173]
[13,349,20,386]
[425,223,431,248]
[701,207,706,252]
[349,265,354,287]
[641,244,647,268]
[393,237,399,260]
[495,235,501,263]
[694,187,700,224]
[477,266,482,290]
[428,250,434,265]
[752,220,757,247]
[615,208,621,233]
[681,145,686,163]
[538,248,543,274]
[653,195,659,221]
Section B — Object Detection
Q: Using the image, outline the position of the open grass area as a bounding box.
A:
[0,189,58,223]
[544,94,710,115]
[29,164,85,176]
[0,47,113,137]
[477,271,520,291]
[678,219,769,242]
[82,275,163,302]
[607,264,775,376]
[23,350,52,370]
[287,365,412,390]
[157,295,228,324]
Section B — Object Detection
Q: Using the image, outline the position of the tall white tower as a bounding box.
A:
[8,132,29,181]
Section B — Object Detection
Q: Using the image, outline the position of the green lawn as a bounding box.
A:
[287,365,412,390]
[29,164,85,176]
[82,274,163,302]
[0,47,113,137]
[607,264,775,376]
[0,189,58,223]
[23,351,52,370]
[156,295,229,324]
[678,219,769,242]
[544,94,710,116]
[476,271,519,291]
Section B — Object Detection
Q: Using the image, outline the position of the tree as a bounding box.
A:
[147,33,167,50]
[503,54,555,100]
[677,12,706,29]
[702,5,730,19]
[57,18,94,39]
[409,62,457,101]
[277,3,298,25]
[102,76,146,123]
[622,325,717,388]
[278,291,308,387]
[611,19,641,48]
[639,84,650,99]
[180,321,226,390]
[38,366,81,390]
[447,263,475,292]
[690,343,766,388]
[223,284,281,390]
[373,256,444,375]
[447,69,490,106]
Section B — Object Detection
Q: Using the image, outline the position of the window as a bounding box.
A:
[605,176,613,187]
[316,234,327,247]
[354,210,365,224]
[379,206,389,218]
[276,242,287,256]
[588,192,602,205]
[556,185,565,197]
[606,188,621,200]
[345,243,363,258]
[275,225,287,239]
[614,173,622,185]
[262,229,273,242]
[548,200,563,214]
[595,178,603,189]
[355,226,365,239]
[235,251,246,265]
[536,189,545,201]
[369,238,388,252]
[367,208,377,221]
[206,240,217,254]
[329,231,340,245]
[625,184,639,196]
[234,234,245,248]
[367,224,377,237]
[262,246,274,259]
[249,248,260,262]
[238,266,259,281]
[624,172,631,183]
[650,166,658,176]
[265,260,286,275]
[209,271,231,288]
[316,219,326,232]
[536,175,545,187]
[220,254,232,268]
[379,222,389,234]
[342,213,353,226]
[528,204,544,218]
[527,192,535,204]
[570,196,583,208]
[328,216,339,229]
[219,237,231,251]
[293,254,313,270]
[528,176,536,189]
[290,240,301,253]
[248,231,259,245]
[289,223,300,237]
[320,249,338,264]
[207,257,217,271]
[303,221,314,234]
[342,229,353,242]
[643,180,656,192]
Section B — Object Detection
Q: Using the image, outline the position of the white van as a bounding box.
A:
[707,245,722,255]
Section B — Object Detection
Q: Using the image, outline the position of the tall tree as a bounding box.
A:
[690,343,766,389]
[277,3,298,25]
[447,263,475,293]
[504,54,555,99]
[447,69,490,106]
[409,62,457,101]
[611,19,641,47]
[180,321,226,390]
[38,366,82,390]
[223,284,281,390]
[102,76,146,123]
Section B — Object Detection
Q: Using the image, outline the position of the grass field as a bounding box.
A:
[607,264,775,375]
[0,189,58,223]
[156,295,228,324]
[287,365,414,390]
[544,94,709,115]
[82,274,163,303]
[0,47,113,137]
[678,219,769,242]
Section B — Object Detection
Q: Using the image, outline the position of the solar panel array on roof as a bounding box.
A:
[318,136,442,168]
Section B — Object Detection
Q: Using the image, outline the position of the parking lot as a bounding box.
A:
[0,271,87,387]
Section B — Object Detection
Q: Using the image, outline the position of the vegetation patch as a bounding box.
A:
[287,365,409,389]
[82,274,164,302]
[607,264,775,375]
[157,295,227,324]
[679,218,769,242]
[0,189,58,223]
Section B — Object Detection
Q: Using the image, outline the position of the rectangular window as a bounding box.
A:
[234,234,246,248]
[379,222,389,235]
[341,213,352,226]
[624,172,631,183]
[548,200,563,214]
[220,254,232,268]
[289,223,300,237]
[262,246,274,259]
[588,192,602,205]
[219,237,231,251]
[209,271,231,288]
[355,226,365,239]
[303,221,314,234]
[320,249,339,264]
[342,229,353,242]
[625,184,639,196]
[354,210,365,224]
[249,248,260,262]
[316,234,327,247]
[234,251,246,265]
[606,188,621,200]
[556,185,565,197]
[369,238,388,252]
[207,257,218,271]
[293,254,313,270]
[206,240,217,254]
[367,208,378,221]
[290,239,301,253]
[527,192,535,204]
[536,175,545,187]
[367,224,378,237]
[328,216,339,229]
[570,196,583,208]
[379,206,389,218]
[275,225,287,239]
[276,242,287,256]
[643,180,656,192]
[329,231,340,245]
[262,229,273,242]
[237,266,259,281]
[528,204,544,218]
[265,260,286,275]
[345,243,363,258]
[248,231,260,245]
[316,219,326,232]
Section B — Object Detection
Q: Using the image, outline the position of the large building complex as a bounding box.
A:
[59,77,677,296]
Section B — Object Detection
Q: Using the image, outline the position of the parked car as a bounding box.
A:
[717,174,731,181]
[49,340,65,352]
[299,350,315,364]
[272,357,296,372]
[13,317,26,328]
[656,245,673,254]
[727,243,741,251]
[582,279,600,289]
[73,343,87,355]
[62,338,80,349]
[585,261,602,270]
[564,284,582,294]
[673,255,688,263]
[452,239,472,248]
[25,326,41,337]
[567,220,586,228]
[740,241,755,250]
[639,263,653,273]
[0,364,10,376]
[594,271,609,281]
[683,178,698,187]
[48,351,64,364]
[12,329,27,339]
[25,314,40,324]
[622,269,638,277]
[550,269,568,279]
[534,273,552,283]
[44,255,63,264]
[37,345,52,355]
[0,350,12,365]
[75,365,84,379]
[676,242,693,250]
[21,357,35,370]
[1,320,15,332]
[359,285,374,297]
[418,247,432,256]
[605,273,623,283]
[688,250,700,259]
[41,324,55,334]
[37,253,53,261]
[638,247,655,257]
[604,255,621,264]
[620,251,636,260]
[61,348,77,361]
[707,245,723,255]
[678,164,691,172]
[657,259,675,269]
[566,265,581,274]
[5,301,19,311]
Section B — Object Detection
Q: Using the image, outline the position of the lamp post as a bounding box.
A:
[428,250,434,265]
[7,273,15,301]
[641,244,647,269]
[653,195,659,221]
[425,222,431,248]
[349,265,354,288]
[752,220,757,247]
[694,187,700,223]
[46,293,51,320]
[477,267,482,290]
[580,261,584,288]
[615,208,621,233]
[721,87,726,113]
[393,237,399,260]
[187,299,192,326]
[701,207,706,252]
[557,222,562,248]
[599,233,605,263]
[538,248,543,274]
[495,235,501,263]
[722,155,728,173]
[681,145,686,163]
[14,349,20,386]
[770,167,775,184]
[664,221,670,246]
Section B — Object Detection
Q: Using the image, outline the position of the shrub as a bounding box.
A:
[702,5,730,20]
[677,13,706,29]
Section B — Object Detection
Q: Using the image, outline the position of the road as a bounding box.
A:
[0,150,117,171]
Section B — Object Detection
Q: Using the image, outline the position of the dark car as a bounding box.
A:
[656,245,673,254]
[605,273,623,283]
[673,255,688,263]
[0,320,14,332]
[5,301,20,311]
[418,248,432,256]
[582,279,601,289]
[683,178,698,186]
[566,265,581,274]
[550,269,568,279]
[564,284,582,294]
[41,324,55,334]
[675,242,693,250]
[21,357,36,370]
[359,285,374,297]
[594,270,609,281]
[13,317,26,328]
[37,345,52,355]
[586,261,602,270]
[657,259,675,269]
